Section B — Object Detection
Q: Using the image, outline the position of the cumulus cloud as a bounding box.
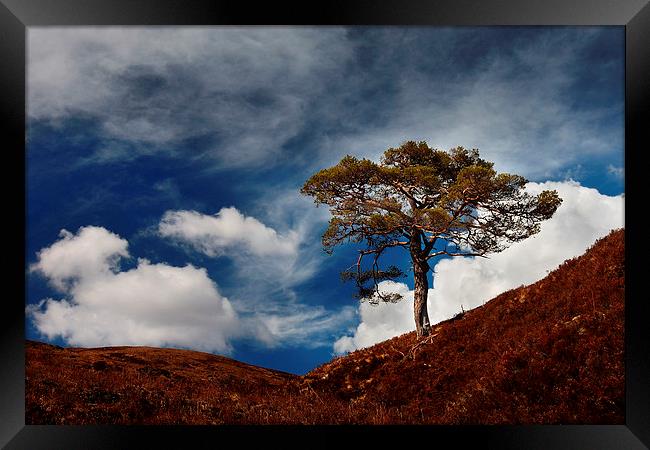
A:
[28,226,240,353]
[159,207,299,258]
[158,206,316,290]
[333,281,416,354]
[29,227,129,291]
[334,181,624,353]
[27,223,353,352]
[156,204,354,347]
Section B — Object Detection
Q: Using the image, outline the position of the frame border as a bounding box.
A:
[1,1,648,448]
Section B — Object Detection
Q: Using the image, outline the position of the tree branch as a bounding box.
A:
[427,250,488,260]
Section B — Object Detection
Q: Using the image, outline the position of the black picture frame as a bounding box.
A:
[1,0,648,448]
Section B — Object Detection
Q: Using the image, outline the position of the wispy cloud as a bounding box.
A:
[250,305,357,349]
[607,164,624,179]
[28,27,354,169]
[28,27,623,182]
[312,29,623,182]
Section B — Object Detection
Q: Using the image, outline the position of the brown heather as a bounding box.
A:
[26,229,624,425]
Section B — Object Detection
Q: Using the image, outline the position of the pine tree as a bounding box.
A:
[302,141,562,337]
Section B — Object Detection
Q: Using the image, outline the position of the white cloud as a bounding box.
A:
[28,226,240,353]
[333,281,415,354]
[156,205,354,348]
[334,181,624,353]
[159,207,299,258]
[28,223,353,352]
[158,206,316,291]
[30,226,129,291]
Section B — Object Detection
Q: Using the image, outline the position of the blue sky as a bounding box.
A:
[26,27,624,374]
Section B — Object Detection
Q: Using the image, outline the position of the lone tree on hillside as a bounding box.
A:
[301,141,562,338]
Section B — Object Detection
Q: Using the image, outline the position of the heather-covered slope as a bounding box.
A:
[25,342,309,424]
[305,228,625,424]
[26,229,624,424]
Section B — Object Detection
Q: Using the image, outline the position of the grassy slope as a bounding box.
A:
[305,228,625,424]
[26,229,624,424]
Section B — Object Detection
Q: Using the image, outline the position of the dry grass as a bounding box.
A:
[26,342,360,424]
[26,229,625,425]
[306,228,625,424]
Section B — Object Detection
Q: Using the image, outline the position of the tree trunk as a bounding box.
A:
[413,258,431,338]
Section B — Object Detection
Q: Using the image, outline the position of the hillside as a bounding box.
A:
[26,229,624,424]
[305,228,625,424]
[26,341,329,424]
